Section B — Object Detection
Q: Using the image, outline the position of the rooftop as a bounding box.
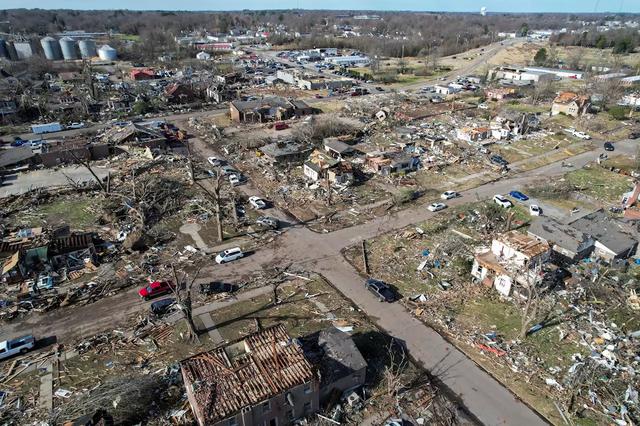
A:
[569,209,637,254]
[497,230,549,258]
[181,324,315,424]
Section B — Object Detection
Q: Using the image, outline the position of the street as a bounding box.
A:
[5,132,631,425]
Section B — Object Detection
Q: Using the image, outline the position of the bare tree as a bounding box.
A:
[171,263,202,343]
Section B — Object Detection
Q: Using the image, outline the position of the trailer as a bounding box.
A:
[31,122,63,134]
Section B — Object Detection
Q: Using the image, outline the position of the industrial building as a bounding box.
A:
[41,36,63,60]
[325,55,370,66]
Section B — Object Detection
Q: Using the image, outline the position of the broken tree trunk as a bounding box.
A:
[362,240,370,275]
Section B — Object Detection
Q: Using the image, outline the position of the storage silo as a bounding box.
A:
[0,38,7,59]
[59,36,78,60]
[40,36,62,60]
[78,39,97,58]
[6,41,18,61]
[97,44,117,61]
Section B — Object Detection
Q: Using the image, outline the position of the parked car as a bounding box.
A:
[256,216,279,229]
[10,138,27,147]
[477,103,489,110]
[441,191,459,200]
[365,279,395,302]
[629,132,640,140]
[493,194,513,208]
[66,122,86,129]
[229,173,241,186]
[139,281,174,300]
[604,142,615,151]
[274,121,289,131]
[428,202,447,212]
[248,196,267,210]
[221,165,238,176]
[0,335,35,360]
[150,298,176,316]
[200,281,238,295]
[509,190,529,201]
[529,204,542,216]
[215,247,244,264]
[207,156,224,167]
[490,155,509,166]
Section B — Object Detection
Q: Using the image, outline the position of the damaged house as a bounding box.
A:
[101,123,168,150]
[230,97,312,123]
[180,324,319,426]
[303,150,354,185]
[456,126,491,143]
[301,327,367,402]
[366,151,419,175]
[528,210,637,263]
[551,92,590,117]
[471,231,550,296]
[260,140,313,165]
[490,113,540,140]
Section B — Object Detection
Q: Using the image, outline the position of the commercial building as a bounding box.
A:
[325,55,370,67]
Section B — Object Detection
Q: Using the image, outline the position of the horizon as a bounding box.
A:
[2,0,640,14]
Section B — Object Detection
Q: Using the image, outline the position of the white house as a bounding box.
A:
[471,231,550,296]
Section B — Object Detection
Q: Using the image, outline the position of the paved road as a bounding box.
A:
[8,135,632,425]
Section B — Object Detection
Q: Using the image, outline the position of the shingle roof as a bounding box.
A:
[569,209,637,255]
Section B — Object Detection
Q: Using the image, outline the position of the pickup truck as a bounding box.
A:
[0,335,35,360]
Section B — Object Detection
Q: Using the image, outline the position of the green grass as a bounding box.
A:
[209,278,369,342]
[566,166,634,204]
[31,198,97,228]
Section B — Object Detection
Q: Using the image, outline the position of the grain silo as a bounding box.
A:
[59,36,78,60]
[40,36,62,60]
[0,38,8,59]
[97,44,117,61]
[78,39,97,58]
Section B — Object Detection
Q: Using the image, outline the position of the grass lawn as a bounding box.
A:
[209,277,371,342]
[25,198,98,229]
[566,165,634,204]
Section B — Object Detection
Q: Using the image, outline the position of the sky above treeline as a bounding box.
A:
[3,0,639,13]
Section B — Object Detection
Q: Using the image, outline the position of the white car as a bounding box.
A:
[428,202,447,212]
[67,122,85,129]
[441,191,459,200]
[248,196,267,210]
[493,194,513,208]
[529,204,542,216]
[207,156,223,167]
[215,247,244,264]
[477,103,489,110]
[574,131,591,140]
[229,173,241,186]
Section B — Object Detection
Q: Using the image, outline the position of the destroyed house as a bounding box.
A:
[301,327,367,401]
[303,150,354,185]
[101,123,167,149]
[0,147,37,171]
[471,231,550,296]
[180,324,319,426]
[230,97,311,122]
[164,83,196,104]
[260,141,313,165]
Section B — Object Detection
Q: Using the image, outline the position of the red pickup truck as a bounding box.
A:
[139,281,174,300]
[274,121,289,131]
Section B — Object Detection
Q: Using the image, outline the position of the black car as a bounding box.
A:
[150,298,176,316]
[200,281,238,295]
[365,279,395,302]
[629,132,640,140]
[490,155,509,166]
[604,142,615,151]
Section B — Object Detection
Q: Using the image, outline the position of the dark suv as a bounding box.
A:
[490,155,509,166]
[365,279,396,302]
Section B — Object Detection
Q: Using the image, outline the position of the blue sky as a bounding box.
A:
[3,0,639,13]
